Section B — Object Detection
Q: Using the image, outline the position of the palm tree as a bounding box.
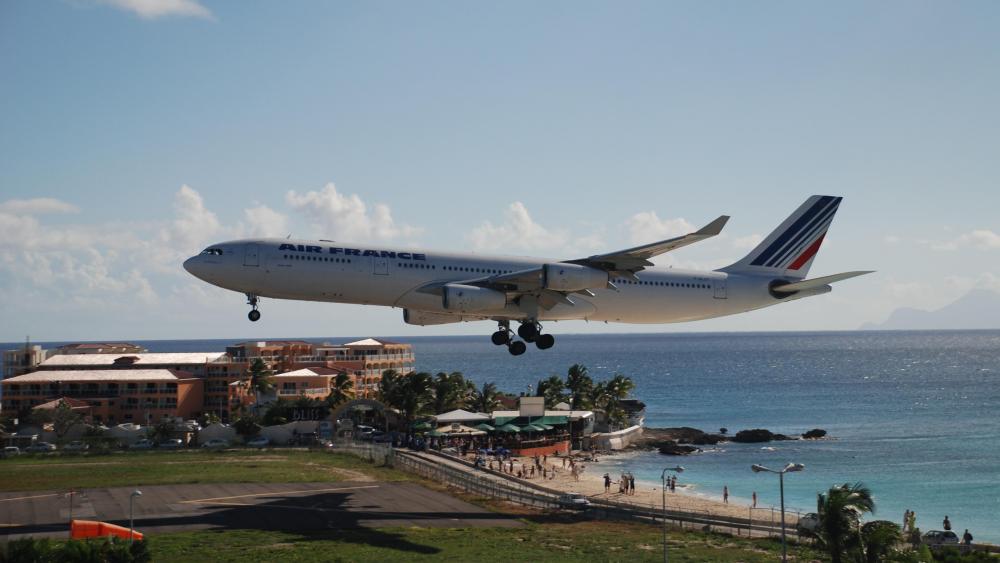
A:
[379,370,433,431]
[565,364,593,409]
[470,382,500,414]
[247,358,274,414]
[536,375,567,408]
[430,371,469,414]
[326,372,354,408]
[861,520,902,563]
[815,482,876,563]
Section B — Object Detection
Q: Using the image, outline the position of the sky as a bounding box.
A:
[1,0,999,342]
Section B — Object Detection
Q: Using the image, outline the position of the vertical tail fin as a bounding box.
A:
[721,195,842,280]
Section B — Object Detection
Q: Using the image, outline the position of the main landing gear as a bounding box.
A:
[490,320,555,355]
[246,293,261,322]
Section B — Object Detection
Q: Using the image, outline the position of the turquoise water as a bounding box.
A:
[5,330,999,540]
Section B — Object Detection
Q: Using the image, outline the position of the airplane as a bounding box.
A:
[184,195,872,355]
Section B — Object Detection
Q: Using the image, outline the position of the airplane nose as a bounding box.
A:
[183,256,202,278]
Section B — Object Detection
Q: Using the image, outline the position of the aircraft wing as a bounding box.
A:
[416,214,729,310]
[570,215,729,273]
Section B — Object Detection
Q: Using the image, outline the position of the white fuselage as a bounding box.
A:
[183,238,817,325]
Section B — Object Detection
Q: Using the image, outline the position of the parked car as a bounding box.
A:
[63,441,90,452]
[796,513,820,534]
[355,426,375,440]
[923,530,959,546]
[25,442,57,453]
[556,492,591,510]
[158,439,184,449]
[131,439,154,450]
[2,446,20,458]
[372,431,394,444]
[246,436,270,448]
[201,439,230,449]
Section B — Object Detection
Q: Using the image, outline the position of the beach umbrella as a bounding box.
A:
[411,421,433,431]
[474,423,496,432]
[522,424,546,432]
[428,429,447,437]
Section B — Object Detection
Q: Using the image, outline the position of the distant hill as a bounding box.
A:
[862,289,1000,330]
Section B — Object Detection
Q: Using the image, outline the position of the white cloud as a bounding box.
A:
[241,204,289,238]
[160,184,221,253]
[98,0,213,20]
[931,229,1000,251]
[883,235,901,245]
[732,233,763,250]
[467,202,571,253]
[286,183,420,242]
[0,198,78,215]
[625,211,694,245]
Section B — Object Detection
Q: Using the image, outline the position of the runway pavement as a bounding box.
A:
[0,481,521,540]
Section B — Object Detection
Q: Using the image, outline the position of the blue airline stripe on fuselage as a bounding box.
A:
[750,196,835,266]
[764,197,841,268]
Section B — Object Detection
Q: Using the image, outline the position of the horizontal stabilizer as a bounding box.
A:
[771,271,874,293]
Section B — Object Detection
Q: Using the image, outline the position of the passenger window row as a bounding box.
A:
[443,266,512,274]
[284,254,352,264]
[615,279,711,289]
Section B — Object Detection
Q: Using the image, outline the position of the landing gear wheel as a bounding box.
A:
[535,333,555,350]
[517,323,539,341]
[246,293,261,322]
[491,330,510,346]
[508,341,527,356]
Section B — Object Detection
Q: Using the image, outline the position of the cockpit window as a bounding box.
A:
[201,248,224,256]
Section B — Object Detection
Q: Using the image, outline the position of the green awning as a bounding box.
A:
[534,416,569,425]
[497,424,521,433]
[492,416,517,426]
[411,421,433,431]
[475,423,496,432]
[522,424,546,432]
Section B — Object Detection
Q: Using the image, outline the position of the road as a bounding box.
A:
[0,481,521,540]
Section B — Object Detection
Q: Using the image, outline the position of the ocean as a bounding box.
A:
[4,330,999,541]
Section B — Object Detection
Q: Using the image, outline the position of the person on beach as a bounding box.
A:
[723,485,729,504]
[670,476,676,492]
[604,473,611,493]
[752,491,757,508]
[902,509,910,532]
[630,474,636,495]
[963,529,973,545]
[943,515,951,531]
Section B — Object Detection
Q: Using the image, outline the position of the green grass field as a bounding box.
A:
[0,449,410,492]
[0,450,828,561]
[147,521,825,562]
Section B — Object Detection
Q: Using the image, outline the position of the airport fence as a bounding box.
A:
[331,443,804,541]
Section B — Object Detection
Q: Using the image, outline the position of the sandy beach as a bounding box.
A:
[488,452,798,527]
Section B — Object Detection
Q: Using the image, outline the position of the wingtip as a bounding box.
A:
[697,215,730,236]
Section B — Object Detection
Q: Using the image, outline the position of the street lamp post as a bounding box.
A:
[129,489,142,544]
[751,463,804,563]
[660,465,685,563]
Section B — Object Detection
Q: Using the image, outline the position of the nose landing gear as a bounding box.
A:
[246,293,261,322]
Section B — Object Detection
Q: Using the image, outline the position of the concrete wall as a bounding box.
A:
[592,425,643,451]
[260,420,319,445]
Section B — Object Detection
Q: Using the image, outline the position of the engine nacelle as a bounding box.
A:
[403,309,465,326]
[441,284,507,313]
[542,263,609,292]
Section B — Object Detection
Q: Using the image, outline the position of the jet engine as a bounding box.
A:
[542,263,609,292]
[441,284,507,313]
[403,309,466,326]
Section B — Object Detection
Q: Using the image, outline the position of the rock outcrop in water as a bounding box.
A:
[658,440,701,455]
[802,428,827,439]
